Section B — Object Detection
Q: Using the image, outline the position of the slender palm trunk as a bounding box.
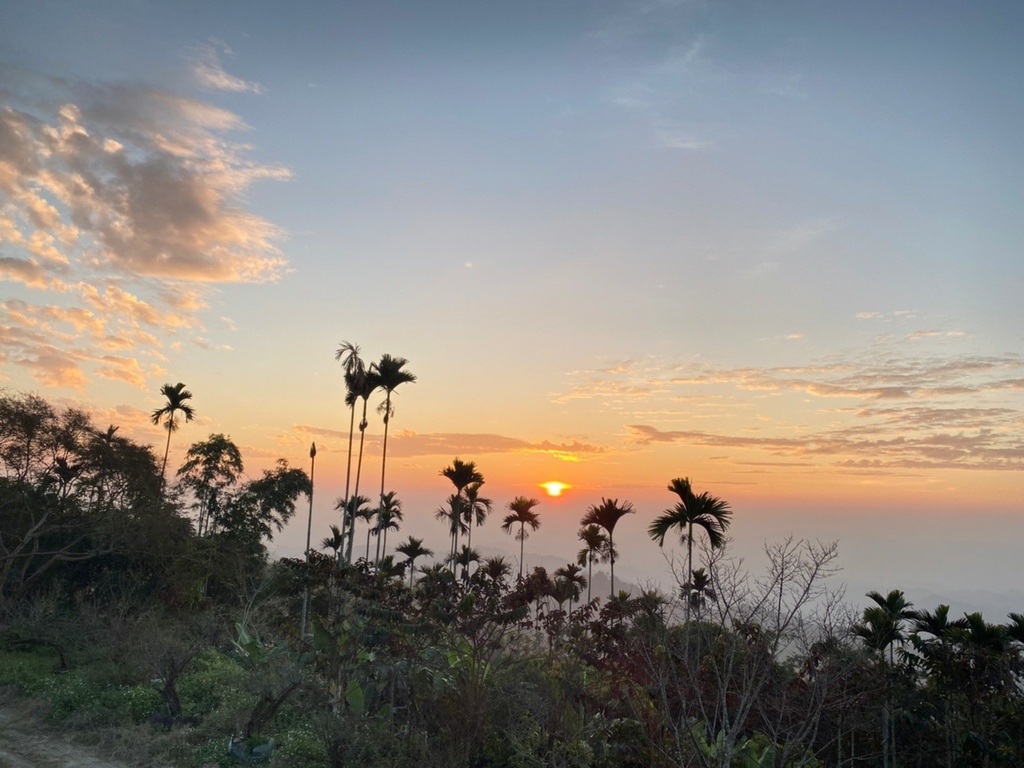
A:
[346,397,370,563]
[609,532,615,598]
[378,393,392,511]
[344,404,356,502]
[340,404,356,553]
[365,527,372,562]
[587,560,593,603]
[685,521,694,623]
[519,524,525,580]
[160,413,175,490]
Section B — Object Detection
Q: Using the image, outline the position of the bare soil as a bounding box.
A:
[0,696,141,768]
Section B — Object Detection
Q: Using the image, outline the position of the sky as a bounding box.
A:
[2,0,1023,614]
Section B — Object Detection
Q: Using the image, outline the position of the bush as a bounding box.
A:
[0,646,59,693]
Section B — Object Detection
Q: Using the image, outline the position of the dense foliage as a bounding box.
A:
[2,387,1023,767]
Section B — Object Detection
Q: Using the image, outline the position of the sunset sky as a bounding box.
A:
[3,1,1022,610]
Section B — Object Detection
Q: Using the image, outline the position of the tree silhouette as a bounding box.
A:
[150,382,195,490]
[576,524,611,604]
[344,371,378,562]
[373,491,403,564]
[335,341,365,555]
[435,494,468,570]
[440,458,483,553]
[854,589,915,768]
[648,477,731,621]
[580,498,634,598]
[322,524,345,562]
[395,536,432,587]
[335,494,373,563]
[553,563,587,612]
[372,354,416,518]
[461,482,492,556]
[502,496,541,580]
[178,433,243,537]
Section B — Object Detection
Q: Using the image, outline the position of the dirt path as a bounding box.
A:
[0,700,136,768]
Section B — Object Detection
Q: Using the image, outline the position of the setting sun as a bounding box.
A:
[540,481,571,497]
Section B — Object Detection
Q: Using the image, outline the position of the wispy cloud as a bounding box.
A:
[190,41,264,94]
[291,426,608,462]
[557,347,1024,472]
[0,64,289,390]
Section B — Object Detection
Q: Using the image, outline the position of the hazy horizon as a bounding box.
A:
[2,0,1021,618]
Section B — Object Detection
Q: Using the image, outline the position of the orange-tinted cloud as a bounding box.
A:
[0,64,290,390]
[292,425,608,462]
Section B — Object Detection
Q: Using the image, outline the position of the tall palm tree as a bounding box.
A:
[581,498,634,598]
[435,494,468,570]
[335,342,365,541]
[150,382,195,490]
[395,536,432,588]
[345,372,378,562]
[462,482,491,554]
[335,494,373,563]
[440,458,483,552]
[502,496,541,580]
[577,524,611,604]
[441,457,483,498]
[372,354,416,514]
[374,491,403,563]
[648,477,732,620]
[855,589,915,768]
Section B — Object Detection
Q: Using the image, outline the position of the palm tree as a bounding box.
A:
[395,536,433,587]
[580,498,634,598]
[373,491,403,563]
[854,589,915,768]
[335,494,373,563]
[435,494,468,570]
[681,567,716,621]
[345,372,378,562]
[648,477,731,620]
[335,342,365,543]
[150,382,195,489]
[462,482,492,554]
[478,556,512,586]
[440,458,483,552]
[554,563,587,612]
[441,457,483,498]
[372,354,416,515]
[322,524,346,562]
[577,524,610,604]
[450,546,481,583]
[502,496,541,580]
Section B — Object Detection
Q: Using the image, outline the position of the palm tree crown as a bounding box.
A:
[335,342,364,540]
[580,497,634,598]
[502,496,541,580]
[150,382,195,489]
[395,536,433,587]
[577,524,611,604]
[648,477,732,619]
[373,354,416,516]
[461,481,492,553]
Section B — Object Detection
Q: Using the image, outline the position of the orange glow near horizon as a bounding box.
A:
[541,481,571,497]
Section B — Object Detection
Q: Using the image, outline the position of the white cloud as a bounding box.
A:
[190,41,264,94]
[0,66,289,390]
